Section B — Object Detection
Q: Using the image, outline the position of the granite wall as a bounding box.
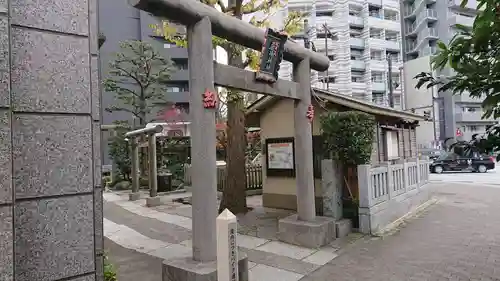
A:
[0,0,103,280]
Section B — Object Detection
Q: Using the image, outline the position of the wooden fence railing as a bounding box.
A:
[183,164,263,191]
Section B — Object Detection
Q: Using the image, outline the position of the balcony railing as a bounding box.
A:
[449,14,475,27]
[421,46,437,56]
[350,37,365,48]
[351,60,366,70]
[423,27,438,38]
[372,82,386,92]
[455,112,495,122]
[348,15,364,26]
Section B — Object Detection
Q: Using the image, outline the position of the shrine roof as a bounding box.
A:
[246,88,426,123]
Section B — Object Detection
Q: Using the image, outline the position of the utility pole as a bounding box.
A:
[322,23,336,91]
[324,23,329,91]
[387,54,394,108]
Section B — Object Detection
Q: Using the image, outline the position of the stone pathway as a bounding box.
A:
[103,191,364,281]
[301,182,500,281]
[105,182,500,280]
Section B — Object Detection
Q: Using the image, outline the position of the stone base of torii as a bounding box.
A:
[130,0,336,280]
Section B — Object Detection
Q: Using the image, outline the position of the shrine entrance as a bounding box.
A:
[131,0,333,279]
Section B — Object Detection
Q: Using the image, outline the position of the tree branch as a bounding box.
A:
[114,64,144,89]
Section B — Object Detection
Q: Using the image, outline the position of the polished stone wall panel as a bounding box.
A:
[93,121,102,187]
[89,0,98,54]
[10,28,90,114]
[91,56,100,121]
[0,206,13,281]
[0,110,11,204]
[11,0,89,35]
[0,0,6,12]
[0,16,9,107]
[15,195,95,281]
[94,187,103,252]
[12,114,93,198]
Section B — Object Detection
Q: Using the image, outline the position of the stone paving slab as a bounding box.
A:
[103,192,355,280]
[299,183,500,281]
[105,183,500,281]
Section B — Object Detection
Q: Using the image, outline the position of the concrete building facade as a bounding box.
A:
[282,0,405,109]
[99,0,190,165]
[401,0,497,146]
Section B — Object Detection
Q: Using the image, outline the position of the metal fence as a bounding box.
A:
[183,164,263,191]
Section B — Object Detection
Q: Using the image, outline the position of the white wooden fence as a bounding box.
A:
[357,158,431,234]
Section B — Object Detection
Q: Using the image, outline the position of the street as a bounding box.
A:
[430,166,500,185]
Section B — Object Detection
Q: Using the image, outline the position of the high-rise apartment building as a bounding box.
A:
[401,0,497,146]
[99,0,190,165]
[280,0,405,109]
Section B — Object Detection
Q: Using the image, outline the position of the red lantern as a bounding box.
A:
[202,89,217,109]
[306,104,314,122]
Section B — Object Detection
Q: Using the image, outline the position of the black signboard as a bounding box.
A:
[255,28,288,83]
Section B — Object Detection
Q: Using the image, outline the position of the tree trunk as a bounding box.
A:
[218,24,248,213]
[219,95,248,214]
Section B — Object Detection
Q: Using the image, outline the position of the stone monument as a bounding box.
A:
[0,0,103,280]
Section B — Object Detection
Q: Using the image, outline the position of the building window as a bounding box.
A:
[371,72,383,82]
[371,50,383,60]
[349,27,363,38]
[385,31,399,41]
[166,83,189,92]
[352,76,363,82]
[369,28,383,39]
[351,49,363,60]
[316,11,333,17]
[384,9,399,21]
[349,4,362,16]
[468,125,478,132]
[368,5,382,18]
[173,59,188,70]
[372,93,384,105]
[385,130,400,160]
[322,76,336,83]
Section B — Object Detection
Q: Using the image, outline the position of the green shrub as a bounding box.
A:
[113,181,131,190]
[103,176,112,187]
[139,177,149,188]
[104,254,117,281]
[320,111,376,166]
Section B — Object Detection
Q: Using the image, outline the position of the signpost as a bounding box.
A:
[217,209,238,281]
[255,28,288,83]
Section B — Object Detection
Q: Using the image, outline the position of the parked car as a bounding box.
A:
[419,148,443,161]
[429,151,495,173]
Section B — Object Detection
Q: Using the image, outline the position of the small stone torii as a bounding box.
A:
[129,0,334,280]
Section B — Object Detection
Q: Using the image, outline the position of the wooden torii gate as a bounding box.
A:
[130,0,332,279]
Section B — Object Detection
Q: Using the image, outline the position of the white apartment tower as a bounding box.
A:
[281,0,405,109]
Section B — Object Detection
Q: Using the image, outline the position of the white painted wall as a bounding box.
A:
[403,56,439,148]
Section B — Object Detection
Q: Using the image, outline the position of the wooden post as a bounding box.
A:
[293,58,316,221]
[148,133,158,197]
[188,16,218,262]
[217,209,238,281]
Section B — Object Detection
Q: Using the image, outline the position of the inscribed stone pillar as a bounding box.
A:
[0,0,103,280]
[321,159,343,220]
